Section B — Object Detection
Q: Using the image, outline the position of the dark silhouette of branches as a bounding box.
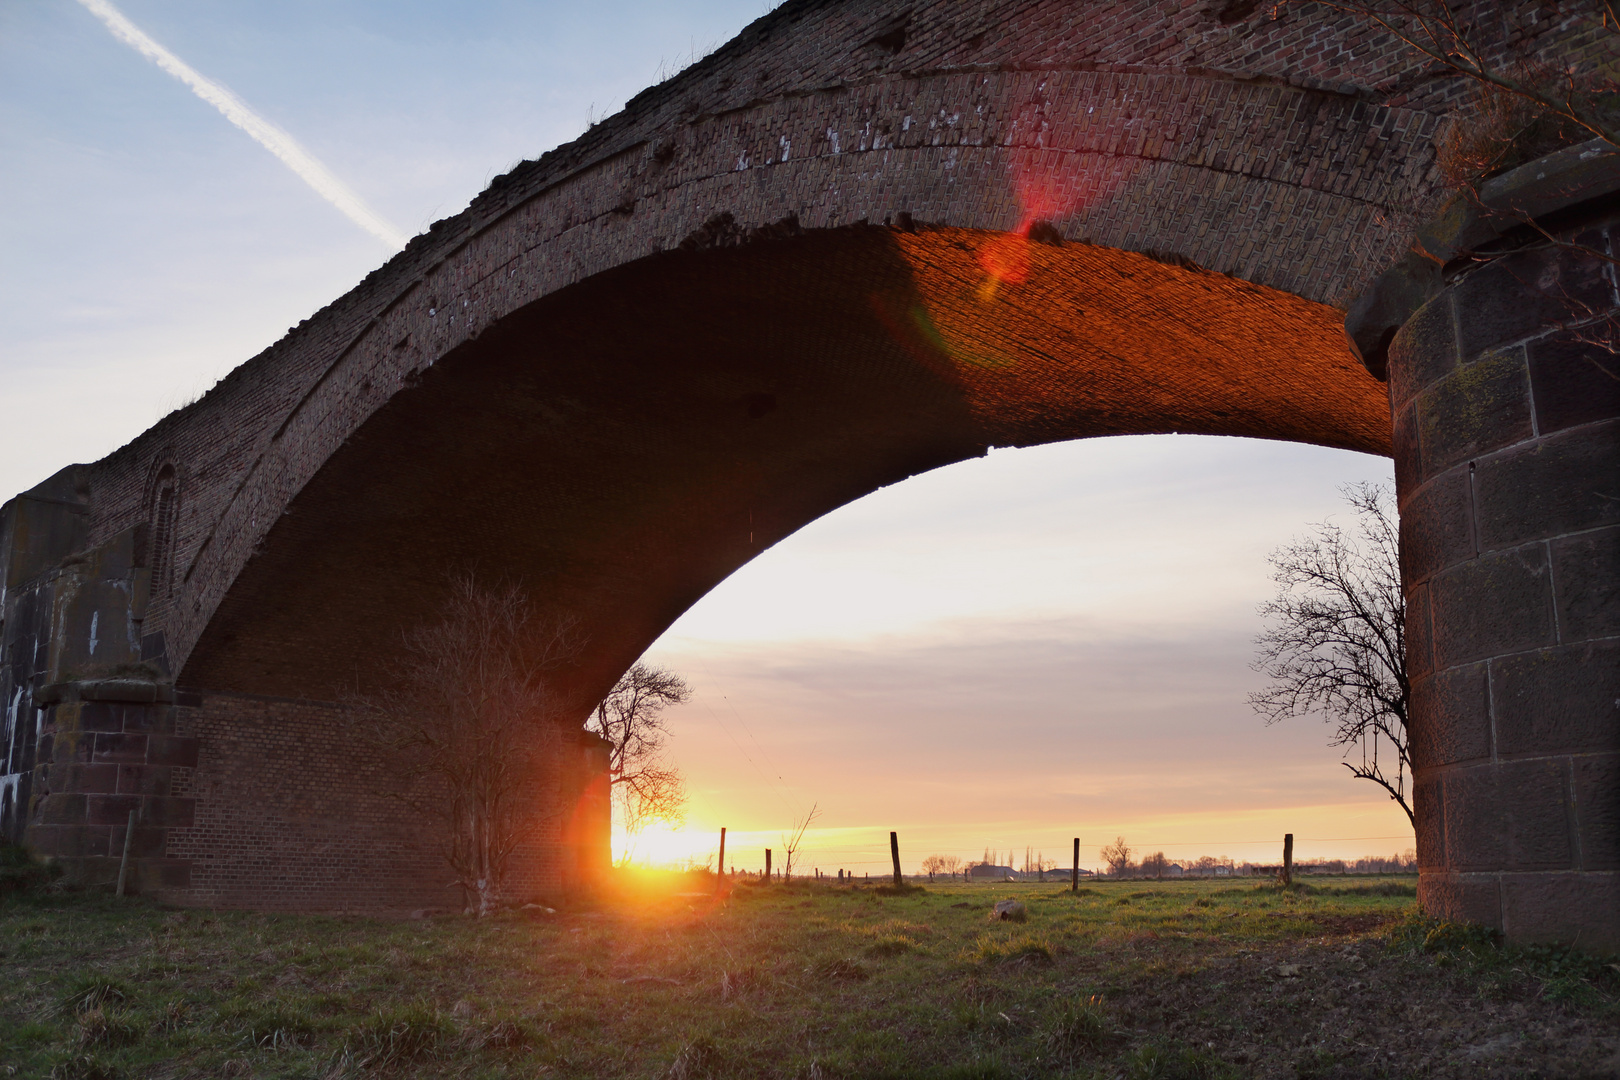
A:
[589,662,691,837]
[1100,837,1133,877]
[1251,483,1412,827]
[352,576,576,915]
[1294,0,1620,155]
[781,803,820,881]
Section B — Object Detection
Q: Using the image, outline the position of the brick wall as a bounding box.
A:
[155,691,600,912]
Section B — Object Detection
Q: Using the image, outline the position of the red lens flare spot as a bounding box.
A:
[976,231,1032,301]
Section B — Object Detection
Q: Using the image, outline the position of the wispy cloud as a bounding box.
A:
[75,0,408,251]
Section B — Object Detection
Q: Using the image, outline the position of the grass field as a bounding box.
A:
[2,872,1616,1079]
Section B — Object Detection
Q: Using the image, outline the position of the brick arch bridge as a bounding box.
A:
[2,0,1614,944]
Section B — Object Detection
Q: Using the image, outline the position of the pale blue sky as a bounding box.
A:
[2,0,1407,872]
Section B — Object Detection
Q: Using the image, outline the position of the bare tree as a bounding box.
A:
[921,854,962,876]
[1141,852,1169,880]
[1100,837,1133,878]
[588,662,691,839]
[353,576,575,916]
[1251,483,1413,827]
[780,803,819,881]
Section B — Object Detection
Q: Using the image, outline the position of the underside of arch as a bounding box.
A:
[180,224,1389,704]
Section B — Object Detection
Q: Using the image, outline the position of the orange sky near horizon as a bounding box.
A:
[618,433,1413,875]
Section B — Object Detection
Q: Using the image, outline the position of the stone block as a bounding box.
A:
[1392,397,1422,498]
[1551,526,1620,641]
[1419,871,1502,928]
[38,792,86,826]
[51,731,92,764]
[1573,754,1620,872]
[109,822,169,859]
[86,794,142,826]
[48,764,120,794]
[1405,581,1434,679]
[140,796,195,828]
[145,735,199,768]
[1416,348,1533,481]
[1387,291,1457,410]
[1492,641,1620,758]
[116,765,173,797]
[1429,544,1556,668]
[131,859,192,893]
[1527,334,1620,434]
[75,702,123,733]
[1445,759,1574,872]
[1500,871,1620,951]
[1398,469,1474,585]
[1414,768,1446,867]
[1475,419,1620,550]
[1454,244,1613,361]
[119,704,175,734]
[1409,663,1490,769]
[26,824,111,858]
[91,732,147,764]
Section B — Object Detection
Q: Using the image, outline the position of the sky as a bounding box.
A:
[2,0,1409,875]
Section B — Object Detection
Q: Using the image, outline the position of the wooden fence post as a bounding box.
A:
[1282,833,1294,888]
[717,828,726,889]
[1072,837,1079,892]
[765,848,772,882]
[116,809,136,898]
[889,831,902,886]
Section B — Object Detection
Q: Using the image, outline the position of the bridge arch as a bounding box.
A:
[3,0,1612,943]
[181,225,1389,704]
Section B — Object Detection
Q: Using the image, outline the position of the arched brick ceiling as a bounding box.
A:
[180,225,1387,703]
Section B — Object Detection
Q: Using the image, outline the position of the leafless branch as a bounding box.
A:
[1250,483,1413,827]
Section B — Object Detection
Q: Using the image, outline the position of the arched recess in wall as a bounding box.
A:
[145,464,180,609]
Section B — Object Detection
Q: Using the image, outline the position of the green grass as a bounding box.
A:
[0,874,1613,1078]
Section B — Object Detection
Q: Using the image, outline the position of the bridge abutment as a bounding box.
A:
[1381,163,1620,950]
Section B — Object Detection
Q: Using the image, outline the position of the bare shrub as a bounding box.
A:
[351,575,576,915]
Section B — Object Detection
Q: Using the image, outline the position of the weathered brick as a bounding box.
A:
[1444,759,1574,872]
[1415,347,1533,481]
[1573,754,1620,872]
[47,763,120,795]
[1387,289,1456,411]
[145,735,199,768]
[1409,663,1490,769]
[141,796,195,828]
[1492,641,1620,758]
[1453,245,1613,360]
[86,793,142,826]
[92,732,147,764]
[1474,419,1620,550]
[1405,580,1435,680]
[1551,525,1620,641]
[1413,768,1446,867]
[1392,396,1422,498]
[37,791,87,826]
[116,765,173,797]
[26,824,111,858]
[1398,468,1474,585]
[1417,870,1500,927]
[1500,870,1620,951]
[1527,333,1620,435]
[1429,544,1556,669]
[75,702,123,733]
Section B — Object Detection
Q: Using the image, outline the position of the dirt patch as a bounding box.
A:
[1312,912,1398,936]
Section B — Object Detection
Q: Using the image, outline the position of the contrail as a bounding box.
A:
[75,0,409,251]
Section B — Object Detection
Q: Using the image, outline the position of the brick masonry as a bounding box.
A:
[1391,215,1620,950]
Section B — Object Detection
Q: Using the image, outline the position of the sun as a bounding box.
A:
[614,823,713,870]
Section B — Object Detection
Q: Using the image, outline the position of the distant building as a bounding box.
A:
[968,863,1017,879]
